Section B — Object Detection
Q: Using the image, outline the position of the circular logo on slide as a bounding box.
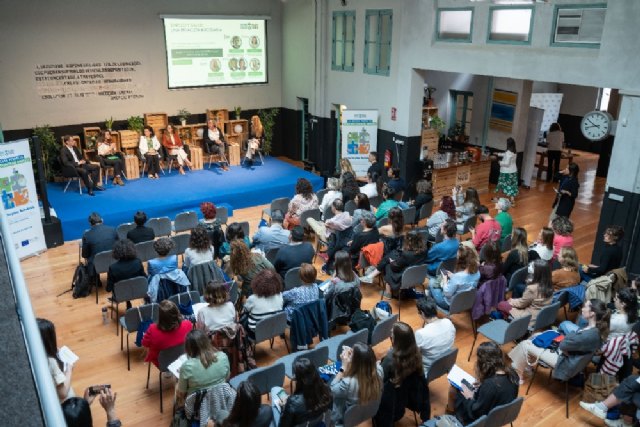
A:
[231,36,242,49]
[250,36,260,48]
[228,58,238,71]
[250,58,261,71]
[209,58,221,72]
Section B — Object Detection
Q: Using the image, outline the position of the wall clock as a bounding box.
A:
[580,110,613,141]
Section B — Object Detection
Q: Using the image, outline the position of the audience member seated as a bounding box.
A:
[96,132,125,186]
[331,342,383,426]
[219,381,272,427]
[147,237,190,302]
[126,210,155,244]
[307,198,352,243]
[360,207,405,284]
[139,125,161,179]
[415,297,456,377]
[82,212,118,275]
[229,240,274,299]
[142,300,192,367]
[196,281,237,333]
[375,184,401,224]
[503,227,538,286]
[273,226,315,279]
[348,211,380,266]
[242,269,284,338]
[284,178,318,230]
[411,179,434,223]
[270,358,333,427]
[427,196,456,238]
[551,216,574,260]
[424,220,459,277]
[38,318,75,402]
[529,226,554,262]
[220,222,252,260]
[580,374,640,427]
[339,158,356,182]
[429,245,480,311]
[340,171,360,204]
[62,387,121,427]
[424,342,519,426]
[148,237,178,276]
[386,167,406,196]
[367,151,383,180]
[382,230,428,299]
[498,259,553,326]
[282,263,320,321]
[184,226,215,270]
[106,239,146,297]
[552,247,581,290]
[175,330,230,405]
[351,192,372,229]
[509,299,608,384]
[376,322,430,425]
[494,198,513,244]
[453,187,480,234]
[581,225,624,281]
[360,172,379,199]
[319,177,343,215]
[61,134,103,196]
[162,124,192,174]
[252,209,290,252]
[199,202,225,258]
[203,118,229,171]
[478,241,502,285]
[470,205,501,251]
[320,251,360,301]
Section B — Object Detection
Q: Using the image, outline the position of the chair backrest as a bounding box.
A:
[291,346,330,379]
[254,311,288,343]
[113,276,149,303]
[265,247,280,264]
[402,206,417,226]
[284,267,302,291]
[136,240,158,263]
[556,291,569,306]
[157,343,185,372]
[148,217,172,237]
[247,362,286,395]
[270,197,291,215]
[485,397,524,427]
[370,314,399,347]
[238,221,250,238]
[427,347,459,383]
[168,291,201,307]
[400,264,428,291]
[501,234,512,253]
[93,250,115,275]
[216,206,229,225]
[300,208,322,227]
[343,398,381,427]
[344,200,357,215]
[174,211,199,233]
[171,233,190,256]
[228,280,239,305]
[117,223,136,241]
[504,314,533,343]
[448,288,478,315]
[531,301,562,332]
[316,189,328,204]
[419,200,435,220]
[508,266,529,292]
[323,204,335,221]
[466,415,488,427]
[334,328,369,361]
[461,216,477,234]
[122,303,159,332]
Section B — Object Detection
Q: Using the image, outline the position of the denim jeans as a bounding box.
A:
[429,287,449,310]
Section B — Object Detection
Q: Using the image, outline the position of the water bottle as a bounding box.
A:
[101,307,108,325]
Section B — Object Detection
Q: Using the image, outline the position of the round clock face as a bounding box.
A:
[580,111,611,141]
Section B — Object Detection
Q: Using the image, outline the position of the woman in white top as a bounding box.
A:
[38,318,75,402]
[530,226,554,262]
[610,288,637,337]
[197,281,237,332]
[494,137,519,205]
[139,125,162,179]
[360,171,379,199]
[242,269,284,336]
[183,225,215,269]
[319,177,343,216]
[546,122,564,183]
[162,124,192,174]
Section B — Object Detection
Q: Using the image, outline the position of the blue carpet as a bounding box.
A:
[47,158,323,241]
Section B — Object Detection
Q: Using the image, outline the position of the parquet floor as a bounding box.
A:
[21,153,606,426]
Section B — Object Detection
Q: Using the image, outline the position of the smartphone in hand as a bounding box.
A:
[461,378,474,391]
[88,384,111,396]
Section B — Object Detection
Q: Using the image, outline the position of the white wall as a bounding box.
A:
[558,84,599,116]
[282,0,315,110]
[0,0,283,130]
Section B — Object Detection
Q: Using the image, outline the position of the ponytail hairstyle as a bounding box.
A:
[388,207,404,235]
[616,288,638,324]
[589,299,610,343]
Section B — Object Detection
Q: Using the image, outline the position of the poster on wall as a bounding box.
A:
[341,110,378,178]
[489,89,518,132]
[0,139,47,259]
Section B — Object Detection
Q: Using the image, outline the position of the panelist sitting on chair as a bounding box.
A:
[60,135,104,196]
[203,118,229,171]
[162,124,192,175]
[245,115,264,165]
[97,132,125,186]
[139,125,161,179]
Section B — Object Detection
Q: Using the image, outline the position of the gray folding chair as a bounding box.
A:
[249,311,290,353]
[228,280,239,306]
[261,197,290,222]
[529,301,562,333]
[284,267,302,291]
[316,328,369,361]
[93,250,115,304]
[466,415,488,427]
[171,233,190,257]
[458,215,477,235]
[436,288,478,338]
[427,347,458,383]
[316,188,328,205]
[419,201,435,222]
[323,204,335,221]
[146,343,184,413]
[265,247,280,264]
[238,221,250,238]
[168,291,201,308]
[485,396,524,427]
[174,211,198,234]
[116,222,136,241]
[507,266,529,293]
[277,346,330,386]
[300,208,321,235]
[402,206,417,228]
[343,398,381,427]
[344,200,357,215]
[216,206,229,228]
[501,234,512,253]
[229,362,285,395]
[393,264,428,320]
[148,216,172,237]
[136,240,157,263]
[119,303,159,370]
[111,276,149,335]
[556,291,569,320]
[370,314,399,347]
[467,314,532,361]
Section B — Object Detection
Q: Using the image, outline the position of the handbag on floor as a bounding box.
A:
[582,373,618,403]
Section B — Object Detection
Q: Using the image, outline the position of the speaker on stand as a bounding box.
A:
[32,136,64,248]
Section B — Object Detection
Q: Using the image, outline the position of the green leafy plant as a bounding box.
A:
[234,106,242,119]
[177,108,191,123]
[32,125,60,181]
[105,116,114,130]
[258,108,279,156]
[448,122,466,138]
[429,115,446,135]
[127,115,144,134]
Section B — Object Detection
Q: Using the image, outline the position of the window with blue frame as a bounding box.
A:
[332,11,356,71]
[450,91,474,136]
[364,9,392,76]
[551,4,606,48]
[437,8,473,42]
[488,6,534,44]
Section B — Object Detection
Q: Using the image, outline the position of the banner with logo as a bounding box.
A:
[0,139,47,259]
[341,110,378,178]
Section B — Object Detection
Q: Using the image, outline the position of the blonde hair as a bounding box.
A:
[251,115,263,138]
[559,247,579,271]
[340,158,355,176]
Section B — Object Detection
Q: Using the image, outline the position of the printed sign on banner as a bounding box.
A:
[0,139,47,259]
[341,110,378,178]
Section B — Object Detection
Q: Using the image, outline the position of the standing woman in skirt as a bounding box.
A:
[495,137,519,206]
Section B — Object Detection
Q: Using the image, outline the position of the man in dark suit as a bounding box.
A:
[202,118,229,171]
[126,210,155,244]
[82,212,118,275]
[367,151,383,179]
[60,135,104,196]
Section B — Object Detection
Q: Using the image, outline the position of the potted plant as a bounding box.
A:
[234,106,242,120]
[177,108,191,126]
[425,87,437,107]
[448,122,466,143]
[32,125,60,182]
[127,116,144,135]
[105,117,114,131]
[429,115,446,135]
[258,108,279,156]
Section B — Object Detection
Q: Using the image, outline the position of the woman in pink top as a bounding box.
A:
[284,178,319,230]
[142,300,192,367]
[551,216,574,260]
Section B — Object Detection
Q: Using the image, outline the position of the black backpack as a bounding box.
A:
[348,309,376,342]
[72,264,93,298]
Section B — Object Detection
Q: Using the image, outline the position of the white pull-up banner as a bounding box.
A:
[341,110,378,178]
[0,139,47,259]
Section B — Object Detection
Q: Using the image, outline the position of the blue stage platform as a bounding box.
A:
[47,158,324,241]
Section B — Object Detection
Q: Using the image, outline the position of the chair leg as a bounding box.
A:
[565,381,569,418]
[469,311,477,338]
[63,180,72,193]
[146,363,151,389]
[126,335,131,371]
[115,305,120,335]
[563,306,568,320]
[160,372,163,413]
[282,334,290,354]
[525,364,540,395]
[95,281,99,304]
[398,291,402,321]
[467,334,478,362]
[120,325,124,350]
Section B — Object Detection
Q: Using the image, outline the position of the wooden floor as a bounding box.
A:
[21,153,605,426]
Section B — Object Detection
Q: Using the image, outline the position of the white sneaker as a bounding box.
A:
[359,273,376,283]
[604,418,633,427]
[579,401,607,420]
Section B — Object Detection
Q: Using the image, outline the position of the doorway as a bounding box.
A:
[297,97,310,160]
[334,104,346,172]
